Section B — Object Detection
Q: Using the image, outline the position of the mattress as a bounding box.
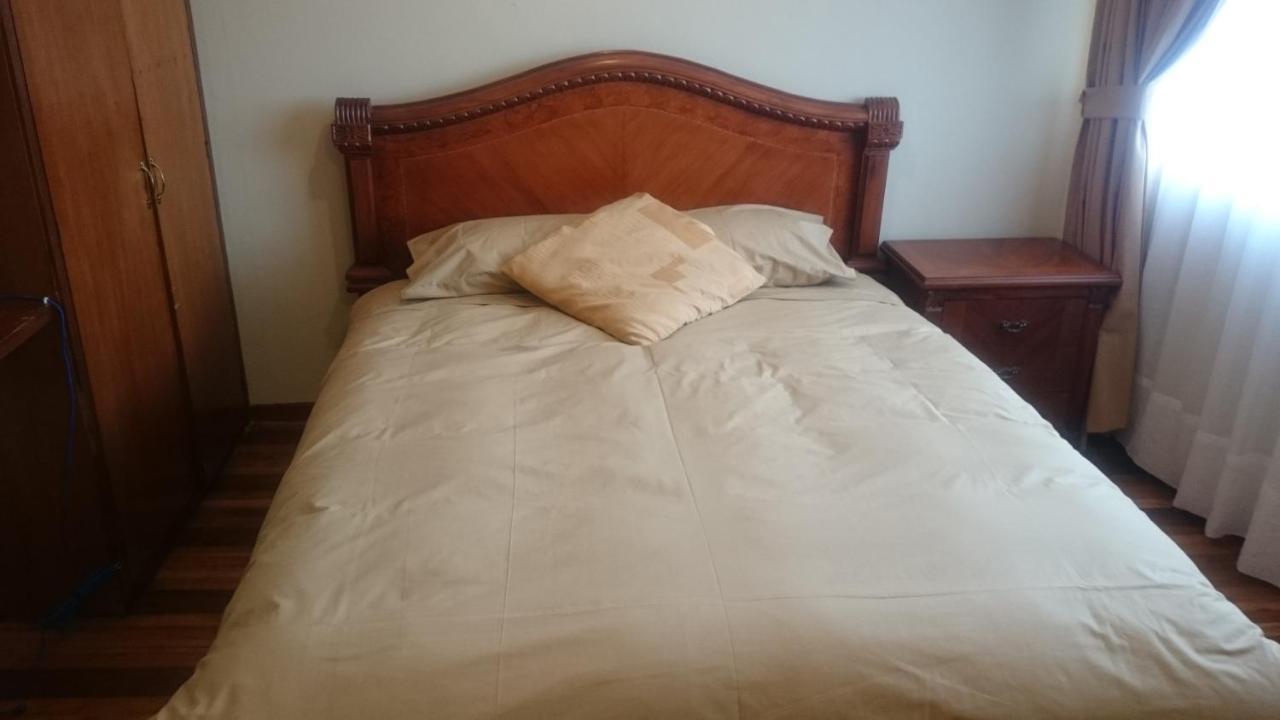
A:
[158,277,1280,718]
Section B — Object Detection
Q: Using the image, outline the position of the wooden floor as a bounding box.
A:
[1,412,1277,718]
[0,405,308,719]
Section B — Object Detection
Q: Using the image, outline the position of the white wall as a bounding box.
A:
[190,0,1093,403]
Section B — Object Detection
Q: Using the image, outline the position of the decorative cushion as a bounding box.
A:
[501,193,765,344]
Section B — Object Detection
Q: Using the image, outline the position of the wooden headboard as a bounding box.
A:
[331,51,902,293]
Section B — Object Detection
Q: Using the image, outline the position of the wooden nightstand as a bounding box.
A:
[881,237,1121,441]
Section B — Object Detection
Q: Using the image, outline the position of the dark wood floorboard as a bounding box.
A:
[2,418,1277,717]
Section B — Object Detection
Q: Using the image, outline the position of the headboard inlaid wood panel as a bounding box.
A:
[332,51,902,293]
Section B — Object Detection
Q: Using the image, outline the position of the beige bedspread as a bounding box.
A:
[158,278,1280,719]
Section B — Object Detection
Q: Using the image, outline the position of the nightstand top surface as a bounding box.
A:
[881,237,1122,290]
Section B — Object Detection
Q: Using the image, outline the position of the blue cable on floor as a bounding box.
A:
[45,296,76,498]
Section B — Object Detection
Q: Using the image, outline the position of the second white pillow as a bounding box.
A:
[691,204,856,286]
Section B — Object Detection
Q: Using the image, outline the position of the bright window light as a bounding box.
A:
[1147,0,1280,215]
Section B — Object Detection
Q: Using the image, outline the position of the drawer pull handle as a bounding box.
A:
[138,162,157,207]
[996,366,1021,380]
[148,158,167,205]
[999,319,1030,334]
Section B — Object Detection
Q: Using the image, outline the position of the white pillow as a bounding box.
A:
[401,214,574,299]
[689,205,855,286]
[502,194,765,345]
[400,203,852,299]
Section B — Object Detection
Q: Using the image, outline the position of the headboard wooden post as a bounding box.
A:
[854,97,903,270]
[331,97,391,290]
[331,51,903,293]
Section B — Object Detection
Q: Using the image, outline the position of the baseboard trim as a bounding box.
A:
[249,403,314,422]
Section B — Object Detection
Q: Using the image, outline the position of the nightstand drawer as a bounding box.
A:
[942,296,1087,388]
[1006,378,1073,429]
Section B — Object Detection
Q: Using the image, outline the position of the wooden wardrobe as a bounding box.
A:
[0,0,246,619]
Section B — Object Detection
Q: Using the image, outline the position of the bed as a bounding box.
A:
[158,52,1280,718]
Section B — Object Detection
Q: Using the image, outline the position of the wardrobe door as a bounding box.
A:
[10,0,197,594]
[120,0,247,482]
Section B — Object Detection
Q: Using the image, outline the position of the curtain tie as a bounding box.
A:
[1080,84,1151,120]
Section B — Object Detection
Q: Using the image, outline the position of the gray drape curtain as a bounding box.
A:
[1062,0,1223,433]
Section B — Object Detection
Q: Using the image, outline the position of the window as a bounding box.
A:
[1147,0,1280,215]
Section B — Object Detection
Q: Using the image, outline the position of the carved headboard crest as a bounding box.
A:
[331,97,372,153]
[865,97,904,148]
[332,51,902,293]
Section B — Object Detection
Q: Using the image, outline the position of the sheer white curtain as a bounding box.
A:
[1122,0,1280,586]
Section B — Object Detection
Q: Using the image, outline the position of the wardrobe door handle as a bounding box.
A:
[148,158,167,205]
[995,366,1021,380]
[999,319,1030,334]
[138,161,157,207]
